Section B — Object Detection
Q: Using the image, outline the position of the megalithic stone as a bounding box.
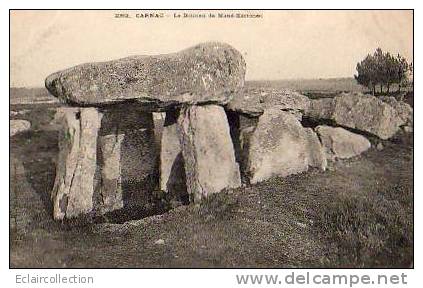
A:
[304,128,327,171]
[45,42,246,110]
[160,109,187,198]
[244,109,326,184]
[98,133,125,214]
[225,110,259,182]
[51,107,102,220]
[306,92,403,140]
[177,105,241,202]
[315,125,371,160]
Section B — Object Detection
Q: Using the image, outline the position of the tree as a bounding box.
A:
[382,52,398,93]
[373,48,385,93]
[354,48,411,95]
[396,54,411,93]
[354,54,377,95]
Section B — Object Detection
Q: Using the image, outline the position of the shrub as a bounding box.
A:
[316,185,413,267]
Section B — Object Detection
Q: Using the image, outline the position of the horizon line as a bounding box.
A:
[10,76,358,89]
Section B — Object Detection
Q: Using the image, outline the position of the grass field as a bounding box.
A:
[9,79,413,268]
[246,78,366,92]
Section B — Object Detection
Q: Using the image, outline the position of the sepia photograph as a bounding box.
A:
[9,9,413,271]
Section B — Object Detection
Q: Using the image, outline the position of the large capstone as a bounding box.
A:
[306,93,403,139]
[177,105,241,202]
[242,109,326,184]
[51,107,101,220]
[45,42,246,110]
[315,125,371,160]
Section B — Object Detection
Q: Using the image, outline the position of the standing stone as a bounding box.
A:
[225,110,258,180]
[160,109,187,199]
[51,107,101,220]
[315,125,371,160]
[153,112,166,147]
[177,105,241,202]
[97,105,157,214]
[98,133,124,214]
[304,128,327,171]
[245,109,325,184]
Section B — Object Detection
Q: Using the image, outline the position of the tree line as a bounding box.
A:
[355,48,412,95]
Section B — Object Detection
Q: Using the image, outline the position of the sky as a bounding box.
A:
[10,10,413,87]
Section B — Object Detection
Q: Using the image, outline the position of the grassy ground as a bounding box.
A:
[246,78,366,93]
[10,103,413,268]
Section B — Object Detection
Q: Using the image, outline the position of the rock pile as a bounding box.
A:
[45,42,413,221]
[225,89,412,184]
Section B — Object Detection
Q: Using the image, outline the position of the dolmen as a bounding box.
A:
[46,42,245,220]
[45,42,413,221]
